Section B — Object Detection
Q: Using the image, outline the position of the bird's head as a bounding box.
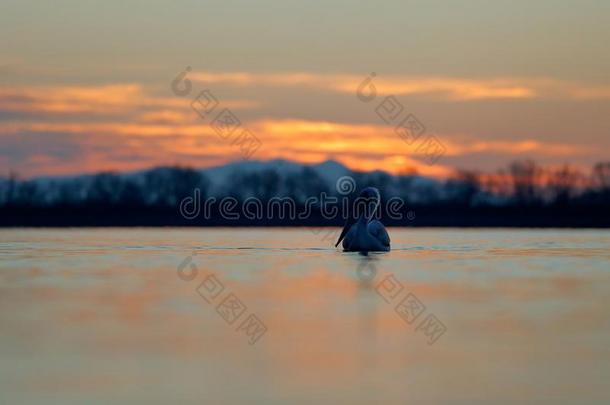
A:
[355,187,381,221]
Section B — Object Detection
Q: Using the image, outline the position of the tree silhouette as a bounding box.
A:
[509,160,543,204]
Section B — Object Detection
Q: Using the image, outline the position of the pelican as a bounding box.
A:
[335,187,390,252]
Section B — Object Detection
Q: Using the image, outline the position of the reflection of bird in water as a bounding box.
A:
[356,252,378,286]
[335,187,391,252]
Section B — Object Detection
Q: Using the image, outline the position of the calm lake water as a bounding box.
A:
[1,228,609,404]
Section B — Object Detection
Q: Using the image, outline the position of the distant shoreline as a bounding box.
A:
[3,205,609,228]
[3,160,610,228]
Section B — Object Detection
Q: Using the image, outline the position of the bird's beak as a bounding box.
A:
[335,217,355,248]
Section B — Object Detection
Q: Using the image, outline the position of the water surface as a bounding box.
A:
[1,228,609,404]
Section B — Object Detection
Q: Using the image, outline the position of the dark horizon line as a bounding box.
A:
[3,205,610,228]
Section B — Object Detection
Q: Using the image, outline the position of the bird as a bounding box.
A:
[335,187,390,252]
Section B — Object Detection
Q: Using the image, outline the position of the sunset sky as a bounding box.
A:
[1,0,609,178]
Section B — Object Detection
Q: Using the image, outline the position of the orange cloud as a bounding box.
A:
[450,139,591,157]
[192,71,610,101]
[0,81,598,178]
[192,72,534,100]
[2,113,589,179]
[0,84,259,116]
[0,84,143,114]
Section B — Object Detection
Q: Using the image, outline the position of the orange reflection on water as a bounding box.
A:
[1,228,609,403]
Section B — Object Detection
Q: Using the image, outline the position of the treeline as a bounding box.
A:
[0,167,211,208]
[1,160,610,226]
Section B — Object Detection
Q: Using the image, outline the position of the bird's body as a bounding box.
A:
[336,187,391,252]
[342,218,390,252]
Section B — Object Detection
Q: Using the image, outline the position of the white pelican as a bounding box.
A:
[335,187,391,252]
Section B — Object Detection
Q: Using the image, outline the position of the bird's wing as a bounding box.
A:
[368,220,390,247]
